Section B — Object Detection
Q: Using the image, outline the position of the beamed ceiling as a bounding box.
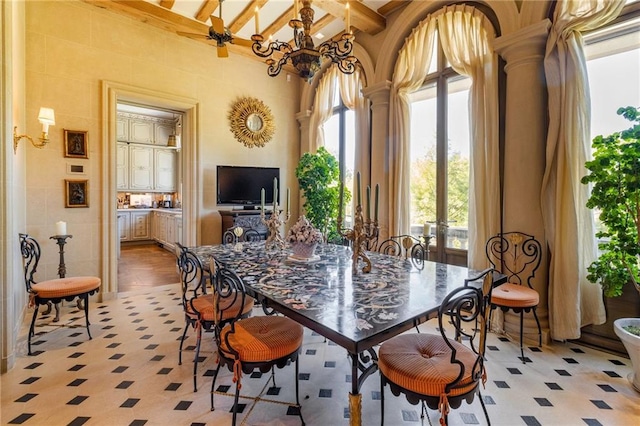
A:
[82,0,409,62]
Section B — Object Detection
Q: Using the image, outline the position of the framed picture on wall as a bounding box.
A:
[64,130,88,159]
[65,179,89,208]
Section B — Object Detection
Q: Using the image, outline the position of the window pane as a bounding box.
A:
[409,83,437,237]
[446,77,471,249]
[323,114,340,160]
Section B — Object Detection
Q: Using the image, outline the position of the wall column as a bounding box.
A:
[296,110,312,154]
[494,20,551,344]
[362,81,391,240]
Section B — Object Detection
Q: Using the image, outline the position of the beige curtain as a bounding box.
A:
[542,0,625,340]
[389,17,437,236]
[389,6,499,268]
[309,66,339,152]
[338,69,371,188]
[437,5,500,269]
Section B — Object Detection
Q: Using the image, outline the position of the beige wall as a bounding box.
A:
[22,0,300,282]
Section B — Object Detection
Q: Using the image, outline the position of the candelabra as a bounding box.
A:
[338,204,379,274]
[261,202,290,251]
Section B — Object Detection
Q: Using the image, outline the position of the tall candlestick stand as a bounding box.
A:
[338,204,379,274]
[47,234,73,322]
[261,202,290,251]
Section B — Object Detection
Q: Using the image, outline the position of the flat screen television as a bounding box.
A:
[216,165,280,207]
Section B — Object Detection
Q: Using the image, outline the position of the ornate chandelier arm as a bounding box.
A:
[251,37,294,59]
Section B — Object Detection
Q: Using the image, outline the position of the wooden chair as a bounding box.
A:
[175,243,254,391]
[486,232,542,363]
[378,268,494,425]
[19,233,101,355]
[209,257,305,425]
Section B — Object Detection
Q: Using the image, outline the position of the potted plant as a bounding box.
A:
[582,106,640,391]
[295,147,350,243]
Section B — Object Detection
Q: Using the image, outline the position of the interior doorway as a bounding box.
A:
[102,81,199,299]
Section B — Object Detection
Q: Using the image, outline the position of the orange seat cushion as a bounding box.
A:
[491,282,539,308]
[378,334,478,398]
[219,316,303,363]
[189,293,254,322]
[31,276,101,299]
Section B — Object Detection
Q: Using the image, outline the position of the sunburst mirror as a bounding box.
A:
[228,97,275,148]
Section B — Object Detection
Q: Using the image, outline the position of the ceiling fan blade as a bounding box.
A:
[231,37,253,48]
[211,15,225,35]
[176,31,210,41]
[217,45,229,58]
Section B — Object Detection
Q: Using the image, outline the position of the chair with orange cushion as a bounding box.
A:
[378,268,494,425]
[486,232,542,363]
[19,233,101,356]
[209,257,305,426]
[175,243,254,392]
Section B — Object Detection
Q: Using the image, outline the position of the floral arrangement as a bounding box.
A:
[287,215,323,245]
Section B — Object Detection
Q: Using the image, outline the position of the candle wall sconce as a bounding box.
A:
[14,107,56,153]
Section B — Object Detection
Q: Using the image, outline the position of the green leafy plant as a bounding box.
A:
[581,106,640,300]
[295,147,350,243]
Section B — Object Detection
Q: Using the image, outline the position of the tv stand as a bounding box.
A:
[220,210,270,241]
[241,205,259,210]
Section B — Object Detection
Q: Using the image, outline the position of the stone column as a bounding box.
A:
[494,20,551,344]
[362,81,391,240]
[296,110,312,154]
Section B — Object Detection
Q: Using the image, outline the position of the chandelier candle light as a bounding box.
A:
[338,172,379,273]
[251,0,357,81]
[261,178,290,250]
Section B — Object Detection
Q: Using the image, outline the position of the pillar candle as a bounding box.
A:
[356,172,361,207]
[345,2,350,33]
[255,6,260,34]
[338,180,344,228]
[286,188,290,217]
[374,183,379,222]
[294,0,299,18]
[56,221,67,236]
[273,177,278,207]
[366,186,371,221]
[261,188,265,210]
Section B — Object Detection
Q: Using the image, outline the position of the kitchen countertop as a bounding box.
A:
[117,208,182,214]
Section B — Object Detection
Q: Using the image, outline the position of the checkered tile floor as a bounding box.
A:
[2,284,639,425]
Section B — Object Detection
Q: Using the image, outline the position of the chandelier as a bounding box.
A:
[251,0,357,81]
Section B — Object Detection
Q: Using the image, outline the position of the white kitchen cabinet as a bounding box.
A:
[130,211,151,240]
[154,122,174,146]
[154,149,176,191]
[116,143,129,190]
[128,118,154,144]
[152,210,182,252]
[118,212,130,242]
[129,145,154,190]
[116,116,129,141]
[175,216,183,246]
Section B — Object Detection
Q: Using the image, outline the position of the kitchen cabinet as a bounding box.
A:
[116,116,129,141]
[118,211,131,242]
[117,112,175,145]
[116,143,129,190]
[117,142,176,192]
[129,145,154,190]
[130,211,151,240]
[152,210,182,252]
[154,149,176,191]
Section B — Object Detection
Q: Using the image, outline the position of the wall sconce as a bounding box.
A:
[14,107,56,153]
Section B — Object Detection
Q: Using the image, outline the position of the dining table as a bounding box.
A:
[191,241,505,426]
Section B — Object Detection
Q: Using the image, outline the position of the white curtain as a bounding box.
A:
[338,69,371,187]
[389,5,499,268]
[542,0,625,340]
[309,66,339,152]
[389,17,437,236]
[437,5,500,269]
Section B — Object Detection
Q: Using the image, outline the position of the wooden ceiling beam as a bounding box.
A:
[313,0,385,34]
[377,0,409,17]
[159,0,175,9]
[228,0,269,35]
[195,0,220,23]
[82,0,209,36]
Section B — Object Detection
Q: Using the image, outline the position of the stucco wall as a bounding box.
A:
[22,0,300,283]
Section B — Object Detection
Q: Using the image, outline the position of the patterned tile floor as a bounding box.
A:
[2,284,639,426]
